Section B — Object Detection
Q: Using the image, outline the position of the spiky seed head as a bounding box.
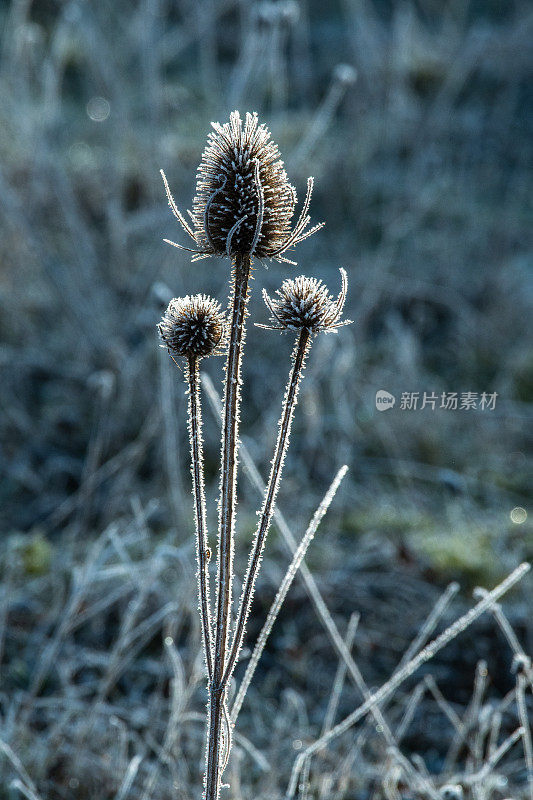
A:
[193,110,301,259]
[158,294,225,359]
[161,110,323,263]
[260,268,352,333]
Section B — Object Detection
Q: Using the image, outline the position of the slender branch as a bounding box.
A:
[205,252,251,800]
[223,328,311,686]
[286,562,531,799]
[202,372,373,733]
[186,355,213,680]
[231,464,349,723]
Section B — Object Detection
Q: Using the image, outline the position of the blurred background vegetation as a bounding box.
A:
[0,0,532,798]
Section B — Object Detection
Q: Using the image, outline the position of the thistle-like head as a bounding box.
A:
[161,110,323,263]
[158,294,225,359]
[259,268,352,333]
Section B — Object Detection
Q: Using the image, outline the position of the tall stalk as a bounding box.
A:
[159,294,225,686]
[205,251,251,800]
[158,112,332,799]
[223,328,311,686]
[186,355,213,680]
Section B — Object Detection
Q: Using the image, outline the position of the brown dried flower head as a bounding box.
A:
[161,110,323,263]
[159,294,225,359]
[259,268,351,333]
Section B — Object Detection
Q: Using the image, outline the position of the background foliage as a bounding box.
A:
[0,0,532,798]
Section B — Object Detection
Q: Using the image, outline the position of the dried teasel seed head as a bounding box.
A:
[158,294,225,359]
[161,110,323,264]
[259,268,352,333]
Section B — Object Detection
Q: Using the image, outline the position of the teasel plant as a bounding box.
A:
[159,294,226,682]
[159,110,351,800]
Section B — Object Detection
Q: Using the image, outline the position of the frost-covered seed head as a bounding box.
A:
[161,110,323,263]
[260,268,352,333]
[159,295,224,358]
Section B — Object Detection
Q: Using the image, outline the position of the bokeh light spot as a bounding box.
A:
[86,96,110,122]
[510,507,527,524]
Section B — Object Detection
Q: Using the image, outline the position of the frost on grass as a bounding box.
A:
[1,505,531,799]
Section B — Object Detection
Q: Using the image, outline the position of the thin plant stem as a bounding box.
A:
[202,371,373,728]
[186,354,213,680]
[231,464,349,723]
[160,346,187,531]
[223,327,311,686]
[205,251,251,800]
[321,612,360,736]
[473,586,533,693]
[517,673,533,800]
[398,580,459,669]
[286,562,530,799]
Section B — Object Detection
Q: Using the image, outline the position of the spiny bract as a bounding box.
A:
[161,110,323,263]
[158,295,225,358]
[260,268,352,333]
